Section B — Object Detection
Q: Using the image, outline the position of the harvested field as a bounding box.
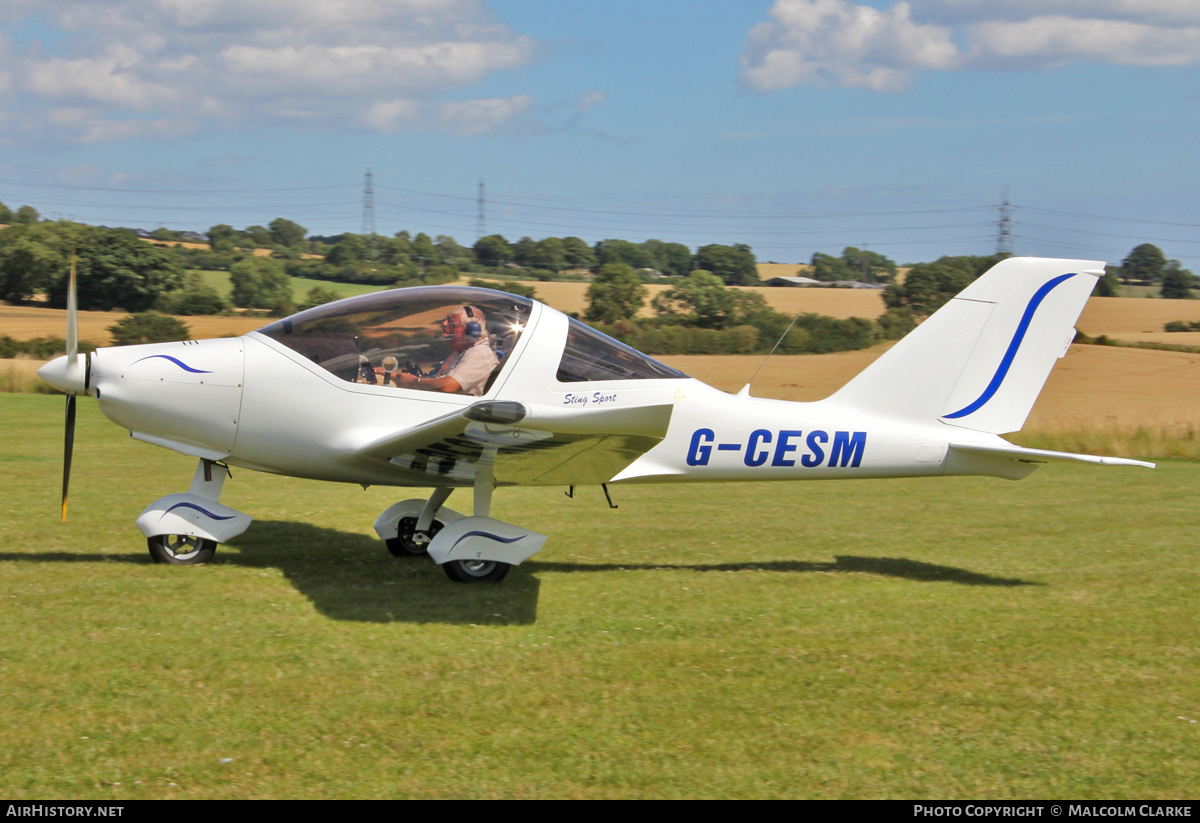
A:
[0,306,264,345]
[661,344,1200,430]
[756,263,814,279]
[1076,296,1200,336]
[660,349,891,401]
[139,238,210,251]
[1102,332,1200,346]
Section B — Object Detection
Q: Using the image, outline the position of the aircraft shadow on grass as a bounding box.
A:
[1,521,1038,626]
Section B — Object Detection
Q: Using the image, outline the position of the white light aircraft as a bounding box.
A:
[39,257,1153,583]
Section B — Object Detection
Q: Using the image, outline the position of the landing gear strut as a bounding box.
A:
[387,515,445,556]
[136,458,252,566]
[376,453,547,583]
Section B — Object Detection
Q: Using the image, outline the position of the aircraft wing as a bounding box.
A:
[358,400,675,486]
[949,441,1155,468]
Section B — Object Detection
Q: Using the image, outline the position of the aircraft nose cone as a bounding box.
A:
[38,355,86,394]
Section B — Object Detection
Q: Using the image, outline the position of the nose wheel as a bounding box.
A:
[147,534,216,565]
[443,558,511,583]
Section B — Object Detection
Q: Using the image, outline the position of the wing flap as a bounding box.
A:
[359,400,675,485]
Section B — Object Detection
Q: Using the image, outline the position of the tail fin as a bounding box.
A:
[831,257,1102,435]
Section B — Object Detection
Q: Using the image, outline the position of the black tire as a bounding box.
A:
[386,516,444,557]
[147,534,216,565]
[443,559,511,583]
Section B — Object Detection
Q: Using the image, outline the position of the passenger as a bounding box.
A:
[393,305,498,396]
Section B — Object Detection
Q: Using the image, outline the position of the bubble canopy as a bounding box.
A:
[257,284,687,394]
[257,286,533,395]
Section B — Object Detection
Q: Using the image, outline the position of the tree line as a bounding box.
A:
[578,262,915,356]
[2,196,1195,357]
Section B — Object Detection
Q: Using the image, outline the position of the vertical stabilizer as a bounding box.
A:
[831,257,1102,434]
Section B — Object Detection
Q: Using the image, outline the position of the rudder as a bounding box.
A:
[831,257,1102,434]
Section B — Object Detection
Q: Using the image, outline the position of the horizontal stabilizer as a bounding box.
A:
[949,441,1155,469]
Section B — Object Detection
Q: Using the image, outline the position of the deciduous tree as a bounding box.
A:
[585,262,648,323]
[651,270,772,329]
[45,226,183,312]
[1160,260,1195,299]
[561,236,596,269]
[883,255,1001,316]
[1123,244,1166,284]
[696,243,758,286]
[269,218,307,248]
[230,256,291,311]
[473,234,512,264]
[0,230,59,303]
[107,312,192,345]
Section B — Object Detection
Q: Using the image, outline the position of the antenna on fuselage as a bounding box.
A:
[740,311,803,398]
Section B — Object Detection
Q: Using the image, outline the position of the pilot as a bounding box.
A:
[393,305,498,396]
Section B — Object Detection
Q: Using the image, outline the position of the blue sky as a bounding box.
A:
[1,0,1198,267]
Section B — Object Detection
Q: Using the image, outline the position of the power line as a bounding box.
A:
[0,177,359,196]
[374,183,995,220]
[3,198,360,212]
[373,198,991,237]
[1013,220,1200,246]
[1019,205,1200,229]
[476,179,486,243]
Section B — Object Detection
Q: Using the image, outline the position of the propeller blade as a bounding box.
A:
[62,392,76,523]
[61,246,79,523]
[66,246,78,360]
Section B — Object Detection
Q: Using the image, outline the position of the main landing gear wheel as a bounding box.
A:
[386,516,444,557]
[147,534,216,565]
[443,559,511,583]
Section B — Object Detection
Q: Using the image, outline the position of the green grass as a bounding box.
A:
[1,394,1197,798]
[192,270,386,303]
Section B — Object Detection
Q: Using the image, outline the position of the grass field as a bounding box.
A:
[0,394,1196,799]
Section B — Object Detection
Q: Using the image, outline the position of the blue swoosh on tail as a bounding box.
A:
[943,272,1078,419]
[132,355,213,374]
[450,531,525,551]
[160,502,237,521]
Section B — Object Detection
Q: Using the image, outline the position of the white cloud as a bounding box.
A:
[2,0,541,141]
[0,32,11,96]
[577,91,606,111]
[741,0,959,92]
[741,0,1200,92]
[968,16,1200,68]
[364,94,533,135]
[911,1,1200,27]
[38,106,198,143]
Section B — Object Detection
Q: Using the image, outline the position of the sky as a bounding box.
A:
[0,0,1198,267]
